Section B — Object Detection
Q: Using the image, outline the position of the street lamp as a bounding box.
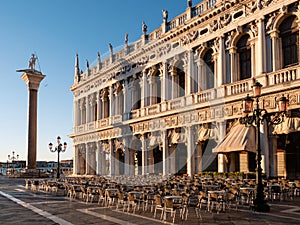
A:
[239,81,289,212]
[8,151,19,174]
[48,136,67,179]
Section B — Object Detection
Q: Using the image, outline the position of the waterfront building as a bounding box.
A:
[70,0,300,179]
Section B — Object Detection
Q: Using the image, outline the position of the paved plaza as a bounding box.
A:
[0,176,300,225]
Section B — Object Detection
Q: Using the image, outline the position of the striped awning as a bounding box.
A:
[273,117,300,134]
[213,123,256,153]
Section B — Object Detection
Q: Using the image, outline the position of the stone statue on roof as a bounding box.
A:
[142,21,147,35]
[188,0,192,7]
[162,9,168,22]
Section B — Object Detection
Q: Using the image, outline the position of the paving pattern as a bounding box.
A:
[0,176,299,225]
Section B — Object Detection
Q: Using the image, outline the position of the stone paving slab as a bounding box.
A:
[0,177,300,225]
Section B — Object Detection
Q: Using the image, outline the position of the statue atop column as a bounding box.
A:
[188,0,192,7]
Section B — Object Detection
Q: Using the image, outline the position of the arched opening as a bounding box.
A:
[203,48,214,89]
[237,34,251,80]
[279,15,299,68]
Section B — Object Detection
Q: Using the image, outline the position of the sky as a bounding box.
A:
[0,0,202,162]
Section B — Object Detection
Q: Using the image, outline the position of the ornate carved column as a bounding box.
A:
[160,62,168,102]
[185,51,193,95]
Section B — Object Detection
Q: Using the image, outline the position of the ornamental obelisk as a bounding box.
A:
[17,54,45,171]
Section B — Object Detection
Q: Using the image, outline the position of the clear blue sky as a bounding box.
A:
[0,0,201,162]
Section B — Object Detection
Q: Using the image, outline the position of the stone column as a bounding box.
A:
[73,144,79,175]
[217,36,225,86]
[20,70,45,170]
[124,137,131,175]
[270,30,280,71]
[109,86,113,117]
[228,47,237,82]
[109,139,114,176]
[96,91,101,121]
[257,17,266,75]
[141,134,147,175]
[217,121,227,172]
[186,126,195,176]
[161,130,169,176]
[86,96,90,123]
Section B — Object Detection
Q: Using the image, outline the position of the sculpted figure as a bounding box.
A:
[162,9,168,22]
[142,21,147,35]
[28,54,37,70]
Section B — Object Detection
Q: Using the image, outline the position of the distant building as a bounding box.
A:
[70,0,300,179]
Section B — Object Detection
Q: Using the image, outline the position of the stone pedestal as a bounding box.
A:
[18,69,45,170]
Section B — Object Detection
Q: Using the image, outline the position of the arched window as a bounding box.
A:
[279,15,299,68]
[203,49,214,89]
[237,34,251,80]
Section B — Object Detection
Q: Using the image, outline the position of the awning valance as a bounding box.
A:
[197,125,218,142]
[213,123,256,153]
[149,135,162,148]
[273,117,300,134]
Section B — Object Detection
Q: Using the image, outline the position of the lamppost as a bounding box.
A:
[8,151,19,174]
[239,81,289,212]
[48,136,67,179]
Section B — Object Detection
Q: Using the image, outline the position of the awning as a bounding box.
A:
[197,125,218,142]
[149,135,162,148]
[213,123,256,153]
[273,117,300,134]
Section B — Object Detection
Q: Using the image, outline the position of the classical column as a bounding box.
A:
[109,86,113,117]
[141,134,148,175]
[257,17,266,75]
[85,144,90,175]
[122,82,128,119]
[228,47,237,82]
[20,70,45,170]
[250,39,256,78]
[109,139,114,175]
[86,96,90,123]
[73,144,79,175]
[74,100,78,126]
[186,51,193,95]
[124,137,131,175]
[217,36,225,86]
[96,91,101,121]
[170,66,177,99]
[217,121,227,172]
[161,130,169,176]
[270,30,280,71]
[160,62,167,101]
[140,70,147,107]
[186,126,195,176]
